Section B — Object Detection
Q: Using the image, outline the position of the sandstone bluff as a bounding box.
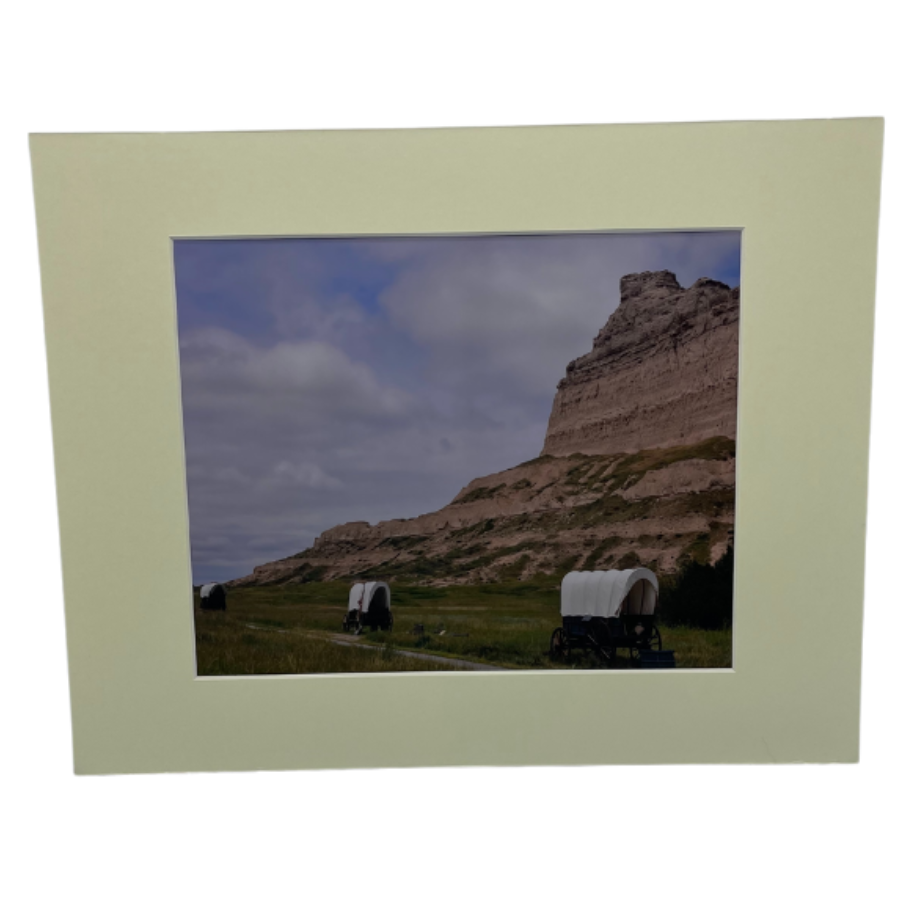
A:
[232,271,739,588]
[543,270,739,456]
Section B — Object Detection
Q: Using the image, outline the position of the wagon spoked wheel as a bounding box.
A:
[626,623,644,663]
[549,627,568,660]
[629,625,662,664]
[549,628,562,659]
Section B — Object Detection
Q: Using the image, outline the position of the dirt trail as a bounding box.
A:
[328,634,507,671]
[243,622,508,671]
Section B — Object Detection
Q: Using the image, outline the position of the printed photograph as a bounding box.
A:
[176,231,740,675]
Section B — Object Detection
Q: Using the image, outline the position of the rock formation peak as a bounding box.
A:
[620,269,683,302]
[543,271,739,457]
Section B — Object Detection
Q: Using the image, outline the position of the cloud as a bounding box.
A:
[270,461,343,490]
[179,327,414,420]
[272,292,369,344]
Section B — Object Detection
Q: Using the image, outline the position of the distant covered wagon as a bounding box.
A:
[199,582,228,611]
[550,568,661,664]
[342,581,393,634]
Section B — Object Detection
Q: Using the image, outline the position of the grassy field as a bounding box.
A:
[194,579,732,675]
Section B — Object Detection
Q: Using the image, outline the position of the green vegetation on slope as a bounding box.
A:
[452,483,508,504]
[565,436,734,493]
[442,437,735,512]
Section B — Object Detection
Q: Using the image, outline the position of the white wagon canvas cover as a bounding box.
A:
[199,581,227,610]
[347,581,392,614]
[561,569,659,619]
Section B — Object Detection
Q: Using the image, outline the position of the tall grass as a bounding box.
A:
[195,612,454,675]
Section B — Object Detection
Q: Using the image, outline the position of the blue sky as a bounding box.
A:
[175,230,741,584]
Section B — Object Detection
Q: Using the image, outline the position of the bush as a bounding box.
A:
[615,551,642,570]
[660,545,734,630]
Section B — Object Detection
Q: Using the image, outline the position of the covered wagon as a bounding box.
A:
[550,568,661,664]
[342,581,393,634]
[199,582,227,611]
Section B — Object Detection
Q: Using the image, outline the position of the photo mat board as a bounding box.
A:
[30,120,883,772]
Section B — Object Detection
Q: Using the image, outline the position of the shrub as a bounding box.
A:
[615,551,642,570]
[453,484,507,505]
[660,545,734,630]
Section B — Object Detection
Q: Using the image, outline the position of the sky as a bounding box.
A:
[175,230,741,584]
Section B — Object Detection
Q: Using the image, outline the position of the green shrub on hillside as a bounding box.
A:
[615,551,642,570]
[660,545,734,630]
[453,483,507,505]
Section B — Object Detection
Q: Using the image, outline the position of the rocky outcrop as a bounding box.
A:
[231,270,740,587]
[542,271,739,456]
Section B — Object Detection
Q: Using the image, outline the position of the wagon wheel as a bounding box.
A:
[629,625,663,664]
[549,627,568,660]
[628,622,646,664]
[549,628,561,659]
[592,621,615,665]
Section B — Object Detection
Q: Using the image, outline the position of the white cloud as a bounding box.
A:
[270,290,370,345]
[179,327,415,420]
[270,460,343,490]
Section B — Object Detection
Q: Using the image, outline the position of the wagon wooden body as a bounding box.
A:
[550,569,661,664]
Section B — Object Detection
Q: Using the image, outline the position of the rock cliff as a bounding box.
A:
[542,271,739,456]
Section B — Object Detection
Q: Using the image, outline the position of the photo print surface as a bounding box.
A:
[175,231,741,675]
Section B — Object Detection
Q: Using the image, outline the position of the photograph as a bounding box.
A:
[176,230,741,675]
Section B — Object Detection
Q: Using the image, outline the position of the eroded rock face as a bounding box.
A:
[542,271,739,457]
